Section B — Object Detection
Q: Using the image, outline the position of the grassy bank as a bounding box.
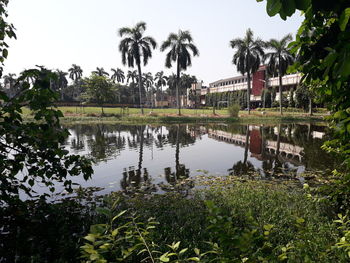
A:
[22,106,327,124]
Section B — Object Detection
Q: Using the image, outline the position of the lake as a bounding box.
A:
[59,122,338,195]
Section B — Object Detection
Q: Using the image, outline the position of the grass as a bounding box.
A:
[22,106,327,125]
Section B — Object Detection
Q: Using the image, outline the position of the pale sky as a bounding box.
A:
[5,0,303,85]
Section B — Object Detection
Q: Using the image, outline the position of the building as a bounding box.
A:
[200,66,301,107]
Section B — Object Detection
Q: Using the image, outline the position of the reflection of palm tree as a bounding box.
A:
[229,125,256,176]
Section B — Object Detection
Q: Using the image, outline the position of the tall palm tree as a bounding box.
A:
[118,21,157,114]
[230,28,264,114]
[92,67,109,77]
[265,34,294,115]
[143,72,154,107]
[111,68,125,83]
[155,71,168,108]
[160,30,199,115]
[68,64,83,82]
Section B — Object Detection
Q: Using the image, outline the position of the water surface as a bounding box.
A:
[61,122,337,194]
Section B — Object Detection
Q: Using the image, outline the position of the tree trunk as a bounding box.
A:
[309,96,313,116]
[137,126,144,183]
[244,125,250,164]
[101,106,104,115]
[175,124,180,178]
[161,85,164,109]
[137,63,144,114]
[279,55,283,115]
[247,71,251,114]
[176,61,181,115]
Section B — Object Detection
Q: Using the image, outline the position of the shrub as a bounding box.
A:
[228,104,240,117]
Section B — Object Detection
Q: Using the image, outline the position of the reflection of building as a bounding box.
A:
[202,65,301,105]
[208,127,304,165]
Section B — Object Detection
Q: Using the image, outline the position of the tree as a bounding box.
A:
[92,67,109,77]
[0,0,16,78]
[155,71,168,108]
[0,67,93,203]
[143,72,154,107]
[82,75,115,114]
[160,30,199,115]
[3,73,17,97]
[68,64,83,82]
[127,70,138,103]
[111,68,125,83]
[265,34,294,115]
[257,0,350,207]
[230,28,264,114]
[52,70,68,101]
[118,21,157,114]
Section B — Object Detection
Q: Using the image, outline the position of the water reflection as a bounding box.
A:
[63,122,340,193]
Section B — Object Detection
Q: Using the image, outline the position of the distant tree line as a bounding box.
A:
[1,66,198,109]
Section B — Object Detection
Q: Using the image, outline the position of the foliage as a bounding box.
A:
[257,0,350,166]
[80,197,207,263]
[0,67,93,203]
[79,180,349,262]
[0,187,101,262]
[0,0,16,78]
[228,103,240,117]
[81,75,116,114]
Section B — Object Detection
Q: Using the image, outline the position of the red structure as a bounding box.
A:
[249,129,262,155]
[252,66,266,96]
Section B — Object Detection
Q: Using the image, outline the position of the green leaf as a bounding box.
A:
[159,254,170,262]
[266,0,282,16]
[96,207,111,218]
[187,257,200,262]
[173,241,180,250]
[295,0,310,10]
[281,0,296,17]
[179,248,188,255]
[339,8,350,31]
[84,234,96,243]
[112,210,127,222]
[2,48,8,58]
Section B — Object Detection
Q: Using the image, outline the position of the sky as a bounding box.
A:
[5,0,303,85]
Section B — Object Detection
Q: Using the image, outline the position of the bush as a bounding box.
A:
[228,104,240,117]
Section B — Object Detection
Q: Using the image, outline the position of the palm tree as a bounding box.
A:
[68,64,83,82]
[160,30,199,115]
[111,68,125,83]
[118,21,157,114]
[127,70,138,104]
[143,72,154,107]
[54,70,68,101]
[92,67,109,77]
[155,71,168,108]
[265,34,294,115]
[230,28,265,114]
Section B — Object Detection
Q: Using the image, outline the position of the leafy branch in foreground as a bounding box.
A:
[0,67,93,203]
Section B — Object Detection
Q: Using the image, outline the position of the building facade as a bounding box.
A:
[200,66,301,107]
